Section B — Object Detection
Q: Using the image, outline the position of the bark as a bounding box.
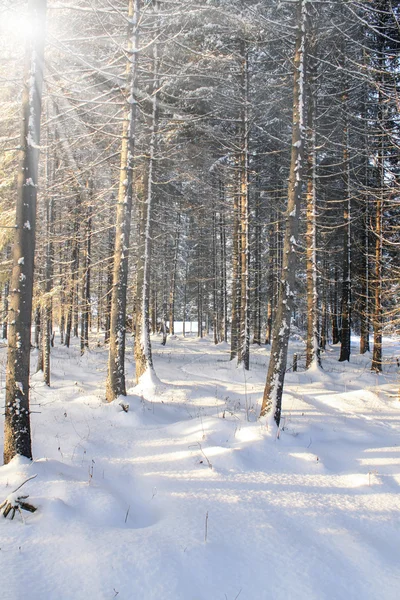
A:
[218,185,228,342]
[134,4,159,381]
[371,175,383,372]
[371,50,385,372]
[359,199,370,354]
[4,0,47,464]
[106,0,140,401]
[168,206,181,337]
[65,207,79,348]
[339,109,351,362]
[305,32,320,369]
[252,174,262,346]
[104,208,115,343]
[260,0,307,426]
[230,182,240,359]
[2,281,9,340]
[265,205,275,345]
[331,266,341,344]
[43,194,54,386]
[80,189,92,355]
[237,40,250,370]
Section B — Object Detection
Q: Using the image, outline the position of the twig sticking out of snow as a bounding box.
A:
[0,474,38,520]
[189,442,212,469]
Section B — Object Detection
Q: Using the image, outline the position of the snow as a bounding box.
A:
[1,334,400,599]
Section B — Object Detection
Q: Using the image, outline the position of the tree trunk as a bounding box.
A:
[80,190,91,355]
[104,207,115,344]
[4,0,47,464]
[252,173,262,346]
[106,0,140,401]
[305,32,320,369]
[43,193,54,386]
[65,207,79,348]
[260,0,307,426]
[237,40,250,370]
[219,186,228,342]
[134,7,159,381]
[230,181,240,359]
[339,107,351,362]
[2,280,9,340]
[168,206,181,337]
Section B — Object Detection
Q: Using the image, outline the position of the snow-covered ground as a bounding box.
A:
[0,334,399,600]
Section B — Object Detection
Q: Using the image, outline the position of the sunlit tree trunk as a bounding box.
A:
[339,102,351,362]
[4,0,47,464]
[135,3,159,380]
[237,39,250,370]
[106,0,140,400]
[260,0,307,426]
[230,180,240,359]
[305,28,320,369]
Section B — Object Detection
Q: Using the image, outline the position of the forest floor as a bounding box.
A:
[0,332,400,600]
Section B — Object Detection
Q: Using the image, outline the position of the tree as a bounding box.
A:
[106,0,140,402]
[260,0,308,427]
[4,0,47,464]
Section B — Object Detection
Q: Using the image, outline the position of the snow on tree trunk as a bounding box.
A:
[237,39,250,371]
[339,102,351,363]
[4,0,47,464]
[230,177,240,360]
[371,55,385,373]
[135,4,160,381]
[106,0,140,401]
[260,0,307,428]
[43,192,54,386]
[305,27,321,370]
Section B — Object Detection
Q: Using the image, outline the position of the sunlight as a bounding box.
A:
[0,6,35,44]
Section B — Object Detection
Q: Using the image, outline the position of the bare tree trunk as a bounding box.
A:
[81,189,92,355]
[106,0,140,401]
[237,40,250,370]
[183,260,188,338]
[219,185,228,342]
[260,0,307,426]
[371,176,383,372]
[65,207,79,348]
[212,197,218,344]
[168,206,181,337]
[305,32,320,369]
[230,182,240,359]
[359,200,370,354]
[331,266,341,344]
[265,205,275,345]
[252,173,262,346]
[4,0,47,464]
[104,207,115,344]
[134,6,159,381]
[34,306,41,350]
[2,280,9,340]
[43,194,54,385]
[339,111,351,362]
[371,69,385,372]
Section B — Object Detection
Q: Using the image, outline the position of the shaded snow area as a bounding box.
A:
[1,335,400,600]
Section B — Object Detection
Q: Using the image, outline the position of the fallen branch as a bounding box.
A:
[0,474,38,520]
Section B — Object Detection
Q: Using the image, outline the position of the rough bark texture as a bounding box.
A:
[371,183,383,372]
[339,113,351,362]
[134,4,159,381]
[106,0,140,401]
[4,0,47,464]
[230,181,240,360]
[305,33,320,369]
[260,0,307,426]
[237,40,250,370]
